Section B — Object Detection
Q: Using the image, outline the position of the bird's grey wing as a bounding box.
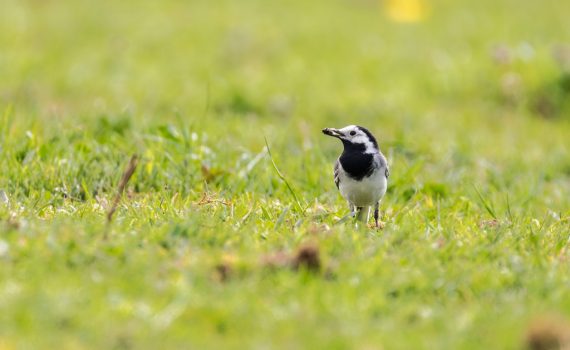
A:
[334,159,340,189]
[377,153,389,178]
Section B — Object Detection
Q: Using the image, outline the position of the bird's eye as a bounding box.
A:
[349,131,356,136]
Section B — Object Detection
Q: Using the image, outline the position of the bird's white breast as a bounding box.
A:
[338,163,387,207]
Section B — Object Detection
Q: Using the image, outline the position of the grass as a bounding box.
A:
[1,0,570,348]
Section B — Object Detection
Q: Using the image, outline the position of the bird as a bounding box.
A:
[322,125,389,228]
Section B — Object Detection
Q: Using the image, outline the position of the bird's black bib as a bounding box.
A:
[339,141,375,180]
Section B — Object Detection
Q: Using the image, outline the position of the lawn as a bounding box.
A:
[1,0,570,349]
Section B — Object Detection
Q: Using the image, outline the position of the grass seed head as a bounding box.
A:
[293,244,321,272]
[525,315,570,350]
[215,262,233,282]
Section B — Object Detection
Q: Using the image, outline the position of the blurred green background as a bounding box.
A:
[0,0,569,349]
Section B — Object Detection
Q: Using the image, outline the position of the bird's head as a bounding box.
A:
[322,125,378,153]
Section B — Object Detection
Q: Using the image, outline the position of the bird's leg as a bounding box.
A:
[355,207,366,222]
[372,202,385,229]
[374,202,379,228]
[352,206,363,229]
[349,204,356,217]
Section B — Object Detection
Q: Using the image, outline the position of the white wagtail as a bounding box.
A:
[322,125,389,228]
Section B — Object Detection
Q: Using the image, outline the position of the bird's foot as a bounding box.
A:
[368,221,386,230]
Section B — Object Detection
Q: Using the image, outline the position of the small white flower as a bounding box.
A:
[0,190,8,206]
[0,240,9,257]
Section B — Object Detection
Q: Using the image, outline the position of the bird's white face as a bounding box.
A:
[322,125,378,153]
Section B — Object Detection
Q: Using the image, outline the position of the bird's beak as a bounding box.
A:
[322,128,342,138]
